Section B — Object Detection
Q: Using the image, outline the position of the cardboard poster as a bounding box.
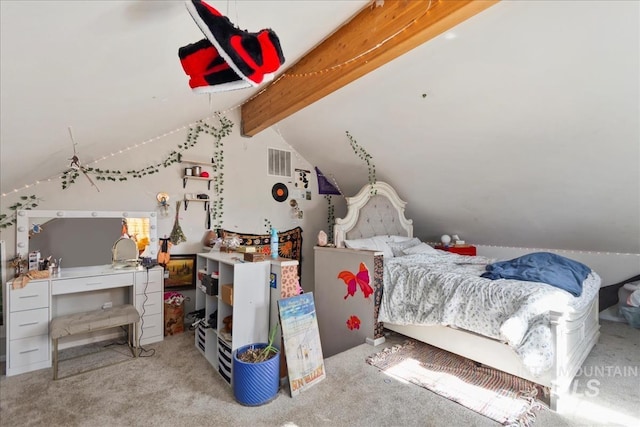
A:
[278,292,326,396]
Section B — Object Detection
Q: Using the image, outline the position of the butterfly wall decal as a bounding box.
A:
[338,262,373,300]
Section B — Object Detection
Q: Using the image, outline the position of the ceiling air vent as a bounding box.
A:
[268,148,292,177]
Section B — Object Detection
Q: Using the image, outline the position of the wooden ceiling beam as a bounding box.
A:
[241,0,499,136]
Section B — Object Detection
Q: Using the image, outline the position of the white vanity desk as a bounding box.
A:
[6,264,164,376]
[6,209,163,377]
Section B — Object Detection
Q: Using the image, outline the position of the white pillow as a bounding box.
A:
[388,238,422,257]
[402,242,439,255]
[344,237,394,258]
[389,235,414,243]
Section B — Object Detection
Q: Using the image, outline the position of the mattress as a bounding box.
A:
[378,252,601,375]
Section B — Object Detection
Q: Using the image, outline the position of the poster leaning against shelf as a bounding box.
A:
[278,292,326,396]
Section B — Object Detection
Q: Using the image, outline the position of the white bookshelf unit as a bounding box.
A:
[195,252,270,385]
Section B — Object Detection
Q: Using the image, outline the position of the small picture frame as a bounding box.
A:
[164,254,196,289]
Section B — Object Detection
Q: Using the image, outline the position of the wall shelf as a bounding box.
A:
[182,176,215,190]
[184,197,210,211]
[181,158,215,167]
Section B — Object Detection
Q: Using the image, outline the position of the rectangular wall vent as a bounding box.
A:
[268,148,292,177]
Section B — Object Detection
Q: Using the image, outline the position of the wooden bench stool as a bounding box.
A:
[51,304,140,380]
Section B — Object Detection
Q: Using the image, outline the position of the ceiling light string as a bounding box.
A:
[3,0,437,198]
[271,125,307,166]
[1,112,228,198]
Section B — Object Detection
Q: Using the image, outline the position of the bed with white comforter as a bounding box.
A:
[326,181,601,411]
[378,252,600,376]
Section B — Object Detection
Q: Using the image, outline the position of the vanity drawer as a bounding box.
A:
[52,273,134,295]
[9,334,50,368]
[139,313,162,337]
[9,280,49,312]
[135,269,163,294]
[10,308,49,339]
[136,293,162,316]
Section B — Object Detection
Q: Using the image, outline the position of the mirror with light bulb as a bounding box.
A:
[15,210,158,269]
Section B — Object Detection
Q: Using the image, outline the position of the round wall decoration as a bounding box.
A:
[271,183,288,202]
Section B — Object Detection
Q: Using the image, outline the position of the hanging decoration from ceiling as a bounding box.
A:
[66,127,101,192]
[179,0,285,93]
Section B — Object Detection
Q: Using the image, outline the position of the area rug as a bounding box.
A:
[366,340,547,427]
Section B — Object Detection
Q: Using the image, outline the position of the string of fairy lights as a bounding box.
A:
[2,0,435,198]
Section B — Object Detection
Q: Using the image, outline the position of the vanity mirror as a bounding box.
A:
[16,210,158,268]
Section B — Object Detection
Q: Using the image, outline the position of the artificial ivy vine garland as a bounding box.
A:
[210,117,228,230]
[324,195,335,245]
[345,131,376,194]
[1,116,233,230]
[0,195,42,229]
[61,117,233,189]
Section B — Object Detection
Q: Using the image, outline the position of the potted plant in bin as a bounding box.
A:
[232,326,280,406]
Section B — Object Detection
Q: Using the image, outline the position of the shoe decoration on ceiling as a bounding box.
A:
[179,0,285,93]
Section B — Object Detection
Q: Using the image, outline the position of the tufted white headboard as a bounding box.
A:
[334,181,413,247]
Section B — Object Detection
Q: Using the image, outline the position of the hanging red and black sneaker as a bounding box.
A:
[178,38,251,93]
[184,0,285,86]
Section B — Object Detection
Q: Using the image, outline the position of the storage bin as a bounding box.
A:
[221,284,233,305]
[202,274,219,296]
[164,302,184,336]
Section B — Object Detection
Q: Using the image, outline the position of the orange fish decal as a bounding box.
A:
[338,262,373,299]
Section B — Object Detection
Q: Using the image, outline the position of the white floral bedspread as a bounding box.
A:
[378,253,601,376]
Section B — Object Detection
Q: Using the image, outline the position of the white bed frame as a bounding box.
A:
[333,181,600,411]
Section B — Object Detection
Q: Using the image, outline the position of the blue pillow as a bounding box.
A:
[481,252,591,297]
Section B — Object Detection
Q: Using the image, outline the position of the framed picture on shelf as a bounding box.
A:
[164,254,197,289]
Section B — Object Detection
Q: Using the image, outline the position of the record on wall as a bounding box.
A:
[272,183,289,202]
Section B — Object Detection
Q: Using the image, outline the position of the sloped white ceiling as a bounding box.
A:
[1,0,638,254]
[0,0,367,191]
[276,0,640,253]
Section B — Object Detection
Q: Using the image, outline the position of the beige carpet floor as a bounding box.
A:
[1,320,638,427]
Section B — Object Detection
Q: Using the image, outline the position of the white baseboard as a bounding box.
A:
[366,336,386,347]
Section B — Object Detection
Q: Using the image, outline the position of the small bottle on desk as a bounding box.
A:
[270,227,279,259]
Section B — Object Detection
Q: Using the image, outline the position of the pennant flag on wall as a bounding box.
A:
[315,167,341,195]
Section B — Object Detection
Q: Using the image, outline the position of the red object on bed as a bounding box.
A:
[434,245,477,256]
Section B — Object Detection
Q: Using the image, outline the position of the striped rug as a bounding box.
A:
[366,340,548,427]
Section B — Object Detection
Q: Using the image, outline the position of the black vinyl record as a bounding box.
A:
[272,183,288,202]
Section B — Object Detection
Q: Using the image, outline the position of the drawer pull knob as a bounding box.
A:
[19,321,39,327]
[20,348,39,354]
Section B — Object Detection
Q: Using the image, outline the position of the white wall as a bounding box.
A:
[0,109,334,331]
